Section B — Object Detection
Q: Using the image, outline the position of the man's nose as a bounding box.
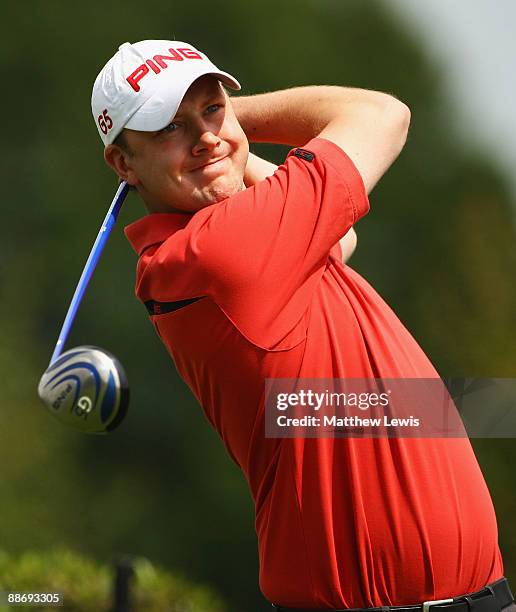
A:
[192,129,221,156]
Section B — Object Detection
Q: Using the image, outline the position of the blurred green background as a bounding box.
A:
[1,1,515,610]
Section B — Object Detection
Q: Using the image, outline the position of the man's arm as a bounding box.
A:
[339,228,357,263]
[244,151,357,263]
[231,85,410,195]
[243,152,278,187]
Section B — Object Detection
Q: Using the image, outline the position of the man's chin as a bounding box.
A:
[202,180,246,204]
[156,178,246,214]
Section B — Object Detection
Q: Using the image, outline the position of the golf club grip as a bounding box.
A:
[49,181,130,365]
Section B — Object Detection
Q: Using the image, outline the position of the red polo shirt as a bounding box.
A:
[124,138,503,608]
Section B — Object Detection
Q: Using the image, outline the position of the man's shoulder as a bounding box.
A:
[124,212,192,257]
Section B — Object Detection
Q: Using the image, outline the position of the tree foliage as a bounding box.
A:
[0,548,227,611]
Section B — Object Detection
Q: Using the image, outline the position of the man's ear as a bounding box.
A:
[104,144,139,186]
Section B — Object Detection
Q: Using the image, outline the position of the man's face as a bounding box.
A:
[117,75,249,213]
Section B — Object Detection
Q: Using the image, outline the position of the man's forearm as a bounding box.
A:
[339,228,357,263]
[244,152,278,187]
[230,86,398,147]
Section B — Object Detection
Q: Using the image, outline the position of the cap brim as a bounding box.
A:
[124,69,241,134]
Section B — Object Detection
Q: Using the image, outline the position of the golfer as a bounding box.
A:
[92,40,514,611]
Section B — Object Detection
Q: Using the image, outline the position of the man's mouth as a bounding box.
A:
[191,156,229,172]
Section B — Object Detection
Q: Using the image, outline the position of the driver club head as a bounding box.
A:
[38,345,129,434]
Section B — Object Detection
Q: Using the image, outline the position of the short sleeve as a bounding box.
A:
[140,137,369,350]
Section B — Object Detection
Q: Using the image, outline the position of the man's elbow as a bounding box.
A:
[386,98,411,154]
[363,97,411,192]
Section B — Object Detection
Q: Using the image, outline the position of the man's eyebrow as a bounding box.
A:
[203,87,225,103]
[173,90,224,119]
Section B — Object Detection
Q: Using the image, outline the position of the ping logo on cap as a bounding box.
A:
[127,46,203,92]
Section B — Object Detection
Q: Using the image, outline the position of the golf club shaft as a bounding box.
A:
[50,181,130,365]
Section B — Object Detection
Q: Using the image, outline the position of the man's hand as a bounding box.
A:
[230,86,410,195]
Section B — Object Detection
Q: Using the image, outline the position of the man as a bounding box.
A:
[92,40,513,611]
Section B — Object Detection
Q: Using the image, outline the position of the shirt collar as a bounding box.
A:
[124,212,193,256]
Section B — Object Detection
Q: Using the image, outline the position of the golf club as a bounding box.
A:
[38,181,130,434]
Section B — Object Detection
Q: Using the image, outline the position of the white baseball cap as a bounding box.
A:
[91,40,241,146]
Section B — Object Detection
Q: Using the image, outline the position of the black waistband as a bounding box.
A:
[272,577,514,612]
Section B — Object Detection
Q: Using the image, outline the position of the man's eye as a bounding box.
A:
[206,103,221,114]
[160,122,179,134]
